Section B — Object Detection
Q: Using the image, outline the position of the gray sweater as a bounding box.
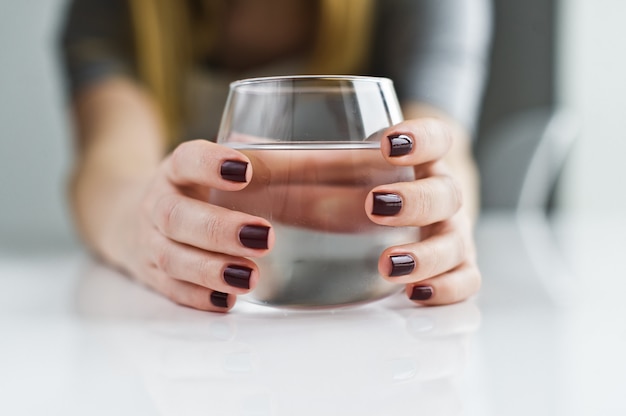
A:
[59,0,492,136]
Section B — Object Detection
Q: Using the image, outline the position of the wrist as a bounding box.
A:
[71,169,152,270]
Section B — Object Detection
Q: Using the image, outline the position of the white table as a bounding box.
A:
[1,213,625,415]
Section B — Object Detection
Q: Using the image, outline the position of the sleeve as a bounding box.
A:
[370,0,493,134]
[58,0,136,96]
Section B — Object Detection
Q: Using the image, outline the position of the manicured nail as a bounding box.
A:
[224,265,252,289]
[221,160,248,183]
[390,254,416,276]
[239,225,270,249]
[210,291,229,308]
[388,134,413,157]
[410,286,433,301]
[372,192,402,216]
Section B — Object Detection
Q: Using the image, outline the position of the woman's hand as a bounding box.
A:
[70,79,272,313]
[116,140,274,312]
[366,117,481,305]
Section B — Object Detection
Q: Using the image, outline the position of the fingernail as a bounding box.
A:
[390,254,415,276]
[221,160,248,183]
[239,225,270,249]
[210,291,229,308]
[388,134,413,157]
[372,192,402,216]
[410,286,433,301]
[224,265,252,289]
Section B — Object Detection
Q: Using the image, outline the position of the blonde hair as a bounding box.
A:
[129,0,375,143]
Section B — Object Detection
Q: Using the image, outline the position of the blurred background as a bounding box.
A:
[0,1,74,251]
[0,0,625,251]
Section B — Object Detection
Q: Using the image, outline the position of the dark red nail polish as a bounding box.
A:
[388,134,413,157]
[224,265,252,289]
[210,291,229,308]
[410,286,433,301]
[221,160,248,183]
[390,254,415,276]
[239,225,270,249]
[372,192,402,216]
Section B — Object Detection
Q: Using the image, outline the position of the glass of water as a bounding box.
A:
[211,75,416,308]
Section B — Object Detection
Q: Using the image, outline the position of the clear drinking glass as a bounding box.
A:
[212,76,416,308]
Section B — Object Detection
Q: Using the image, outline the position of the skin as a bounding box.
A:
[374,103,481,306]
[68,0,480,312]
[69,77,480,312]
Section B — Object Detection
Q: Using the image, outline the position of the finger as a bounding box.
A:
[240,144,403,185]
[165,139,252,190]
[213,183,376,232]
[365,175,463,227]
[404,262,482,306]
[149,235,259,294]
[378,229,467,283]
[144,265,237,312]
[151,193,273,257]
[380,118,453,165]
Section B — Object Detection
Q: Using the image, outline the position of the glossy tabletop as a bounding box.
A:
[1,213,625,415]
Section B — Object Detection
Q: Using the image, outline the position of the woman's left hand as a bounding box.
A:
[366,117,481,305]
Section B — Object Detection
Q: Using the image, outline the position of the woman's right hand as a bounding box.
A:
[116,139,274,312]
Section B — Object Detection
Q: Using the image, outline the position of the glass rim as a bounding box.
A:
[229,75,393,89]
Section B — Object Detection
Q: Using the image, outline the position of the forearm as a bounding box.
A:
[69,77,166,265]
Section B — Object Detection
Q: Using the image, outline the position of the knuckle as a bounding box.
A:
[202,212,223,246]
[453,232,468,263]
[425,118,443,137]
[195,257,216,287]
[422,119,452,147]
[170,140,209,181]
[424,243,445,278]
[414,184,434,225]
[155,195,183,234]
[153,241,172,273]
[446,176,464,212]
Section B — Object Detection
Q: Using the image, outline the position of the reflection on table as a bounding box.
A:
[75,260,480,416]
[2,213,626,415]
